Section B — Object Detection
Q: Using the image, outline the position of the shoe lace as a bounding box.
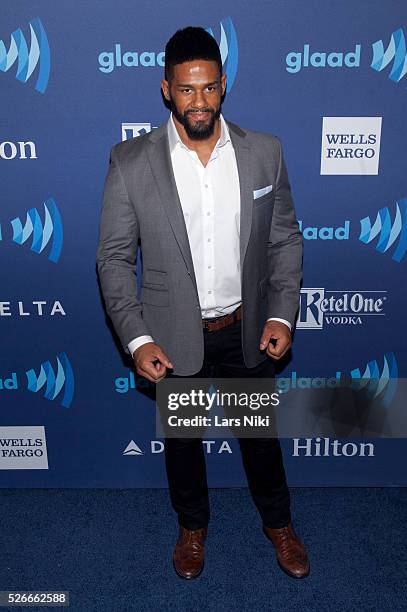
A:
[186,529,205,559]
[275,526,301,560]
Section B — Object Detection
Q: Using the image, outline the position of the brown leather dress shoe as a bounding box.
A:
[263,522,310,578]
[173,526,207,579]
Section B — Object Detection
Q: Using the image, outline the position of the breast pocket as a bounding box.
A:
[253,192,274,209]
[252,194,274,232]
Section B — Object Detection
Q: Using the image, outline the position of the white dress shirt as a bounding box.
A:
[128,114,290,357]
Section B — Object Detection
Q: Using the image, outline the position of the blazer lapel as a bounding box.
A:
[145,120,253,290]
[227,121,254,271]
[145,126,198,290]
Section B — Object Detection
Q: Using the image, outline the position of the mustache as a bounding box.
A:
[185,108,214,115]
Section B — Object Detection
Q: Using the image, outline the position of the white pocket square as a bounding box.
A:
[253,184,273,199]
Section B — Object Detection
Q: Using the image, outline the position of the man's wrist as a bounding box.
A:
[128,336,154,358]
[266,317,292,332]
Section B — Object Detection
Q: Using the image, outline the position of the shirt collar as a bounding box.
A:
[167,112,231,153]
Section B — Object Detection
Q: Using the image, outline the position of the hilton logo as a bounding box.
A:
[292,437,374,457]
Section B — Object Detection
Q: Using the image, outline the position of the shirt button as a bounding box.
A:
[208,265,212,269]
[205,184,209,188]
[206,211,210,216]
[208,290,212,294]
[207,238,211,242]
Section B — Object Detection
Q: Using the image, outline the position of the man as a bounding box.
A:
[97,27,309,580]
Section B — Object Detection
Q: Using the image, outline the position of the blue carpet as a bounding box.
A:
[1,488,406,611]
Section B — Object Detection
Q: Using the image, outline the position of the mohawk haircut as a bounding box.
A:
[164,26,222,80]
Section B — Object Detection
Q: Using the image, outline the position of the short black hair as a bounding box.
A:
[165,26,222,80]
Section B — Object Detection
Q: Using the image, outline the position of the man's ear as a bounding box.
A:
[221,73,227,96]
[161,79,170,101]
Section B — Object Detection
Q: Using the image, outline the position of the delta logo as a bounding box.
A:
[298,197,407,263]
[286,27,407,88]
[122,439,233,456]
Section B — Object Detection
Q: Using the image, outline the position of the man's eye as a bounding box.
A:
[181,89,191,93]
[206,86,215,92]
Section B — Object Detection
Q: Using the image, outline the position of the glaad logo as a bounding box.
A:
[26,353,75,408]
[0,17,50,93]
[98,46,165,73]
[286,27,407,87]
[371,28,407,84]
[297,288,387,329]
[278,352,398,409]
[206,17,238,93]
[121,123,156,141]
[298,220,350,240]
[286,44,360,73]
[99,17,238,92]
[320,117,382,175]
[0,140,37,160]
[349,352,398,408]
[299,198,406,263]
[0,198,63,263]
[359,199,407,263]
[0,353,75,408]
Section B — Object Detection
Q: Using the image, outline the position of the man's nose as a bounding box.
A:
[193,90,207,108]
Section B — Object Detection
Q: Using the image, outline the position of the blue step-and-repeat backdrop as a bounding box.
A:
[1,1,406,487]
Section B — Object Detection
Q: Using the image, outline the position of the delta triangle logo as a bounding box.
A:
[123,440,143,456]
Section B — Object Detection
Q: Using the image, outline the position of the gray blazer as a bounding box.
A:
[96,121,303,375]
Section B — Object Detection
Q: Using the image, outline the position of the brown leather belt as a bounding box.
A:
[202,305,242,332]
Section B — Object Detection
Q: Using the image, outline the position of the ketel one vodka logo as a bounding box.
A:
[297,288,387,329]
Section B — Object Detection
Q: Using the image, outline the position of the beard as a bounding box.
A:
[171,100,221,140]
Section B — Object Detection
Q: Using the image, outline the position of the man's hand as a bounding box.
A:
[133,342,173,383]
[259,321,292,360]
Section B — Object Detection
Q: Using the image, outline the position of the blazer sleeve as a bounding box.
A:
[266,139,303,328]
[96,145,152,351]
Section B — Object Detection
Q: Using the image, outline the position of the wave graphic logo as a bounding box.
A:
[0,198,63,263]
[0,17,50,93]
[347,352,398,408]
[371,28,407,84]
[206,17,238,93]
[26,353,75,408]
[359,199,407,263]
